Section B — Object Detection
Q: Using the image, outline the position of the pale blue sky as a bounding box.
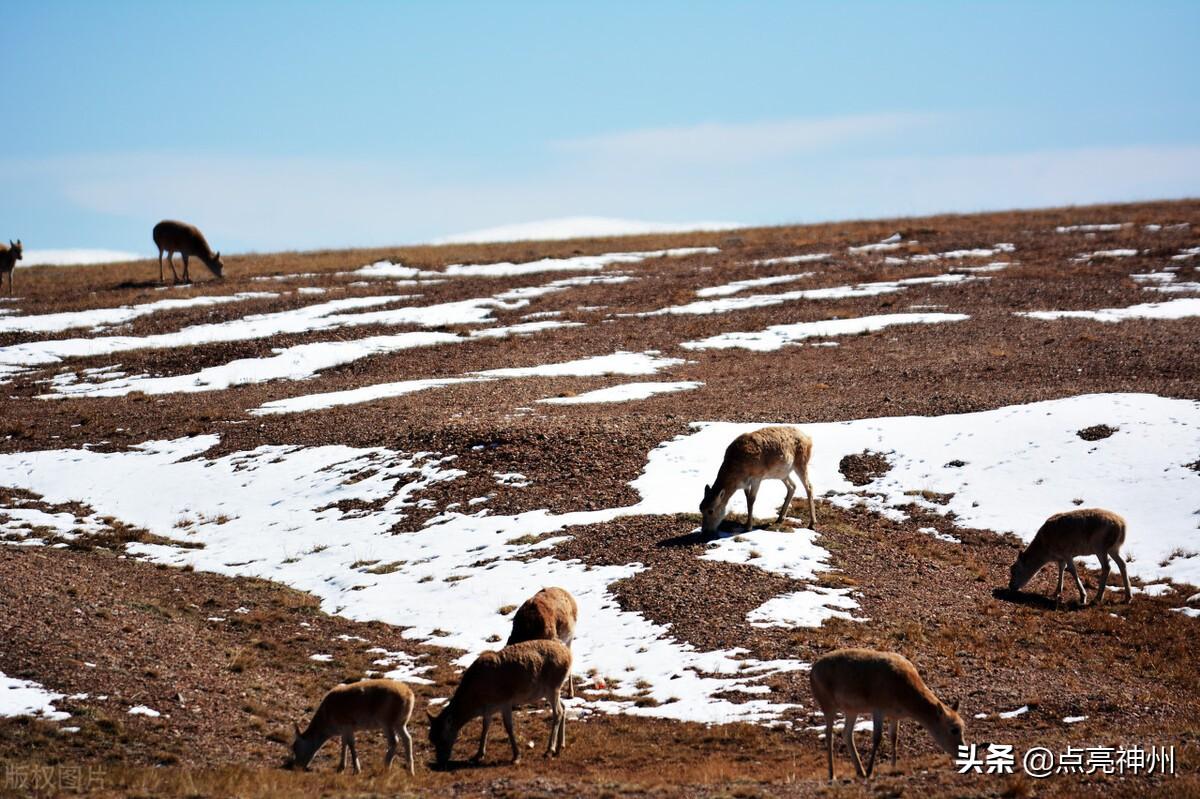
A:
[3,1,1199,252]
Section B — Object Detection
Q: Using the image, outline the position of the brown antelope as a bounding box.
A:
[810,648,965,780]
[288,678,415,775]
[506,587,578,698]
[1008,507,1131,606]
[0,239,22,294]
[700,425,817,534]
[152,220,224,283]
[427,639,570,768]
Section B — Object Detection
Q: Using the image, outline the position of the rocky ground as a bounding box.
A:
[1,200,1198,797]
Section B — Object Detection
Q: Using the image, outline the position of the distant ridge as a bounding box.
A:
[21,249,144,267]
[434,216,740,245]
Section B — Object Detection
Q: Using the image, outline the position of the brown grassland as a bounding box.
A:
[1,199,1199,797]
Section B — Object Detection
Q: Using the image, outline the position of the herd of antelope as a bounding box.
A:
[284,424,1133,781]
[6,220,1129,781]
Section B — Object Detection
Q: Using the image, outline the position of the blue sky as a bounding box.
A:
[3,1,1199,252]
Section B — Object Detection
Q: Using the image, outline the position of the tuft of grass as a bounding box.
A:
[365,560,405,575]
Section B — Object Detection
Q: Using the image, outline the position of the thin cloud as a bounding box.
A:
[4,142,1200,251]
[554,113,942,166]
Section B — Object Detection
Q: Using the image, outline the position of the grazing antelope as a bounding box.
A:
[1008,507,1131,606]
[700,425,817,535]
[810,648,965,780]
[152,220,224,284]
[0,239,22,294]
[506,587,578,698]
[427,639,570,768]
[288,678,415,775]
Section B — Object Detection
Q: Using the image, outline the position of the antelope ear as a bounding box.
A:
[950,699,960,712]
[426,708,437,721]
[293,721,302,738]
[214,251,220,260]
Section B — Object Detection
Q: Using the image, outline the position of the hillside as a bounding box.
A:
[1,199,1198,798]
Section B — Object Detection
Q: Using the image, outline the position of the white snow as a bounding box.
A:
[20,249,143,267]
[0,292,276,335]
[1131,271,1200,294]
[848,234,907,254]
[0,672,69,721]
[698,527,861,628]
[422,247,718,279]
[696,272,815,297]
[46,322,580,399]
[309,654,333,662]
[477,351,683,379]
[1063,715,1088,724]
[0,294,411,378]
[1171,247,1200,261]
[681,312,968,351]
[999,706,1030,719]
[918,526,961,544]
[1018,297,1200,322]
[1073,249,1140,261]
[631,394,1200,585]
[0,435,812,724]
[351,261,424,279]
[433,216,739,244]
[1055,224,1127,233]
[892,244,1015,263]
[538,381,701,405]
[252,350,686,415]
[747,588,859,628]
[0,289,580,380]
[751,253,831,266]
[2,393,1195,730]
[633,274,977,317]
[127,705,161,718]
[251,377,486,415]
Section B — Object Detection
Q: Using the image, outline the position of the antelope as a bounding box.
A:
[0,239,22,294]
[506,587,578,698]
[288,678,415,775]
[810,648,965,780]
[152,220,224,284]
[1008,507,1131,606]
[700,425,817,535]
[427,639,570,768]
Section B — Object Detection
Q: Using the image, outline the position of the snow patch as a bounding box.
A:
[681,312,968,351]
[1018,297,1200,322]
[0,672,69,721]
[539,381,701,405]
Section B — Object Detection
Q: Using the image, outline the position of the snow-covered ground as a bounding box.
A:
[353,248,717,280]
[0,672,69,721]
[635,274,978,317]
[681,312,968,352]
[0,392,1195,726]
[0,292,276,335]
[433,217,739,244]
[250,350,687,415]
[1018,297,1200,322]
[46,322,581,399]
[538,381,702,404]
[695,272,815,298]
[1073,249,1140,261]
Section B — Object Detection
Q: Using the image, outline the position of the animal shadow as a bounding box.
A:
[657,518,744,549]
[992,587,1081,611]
